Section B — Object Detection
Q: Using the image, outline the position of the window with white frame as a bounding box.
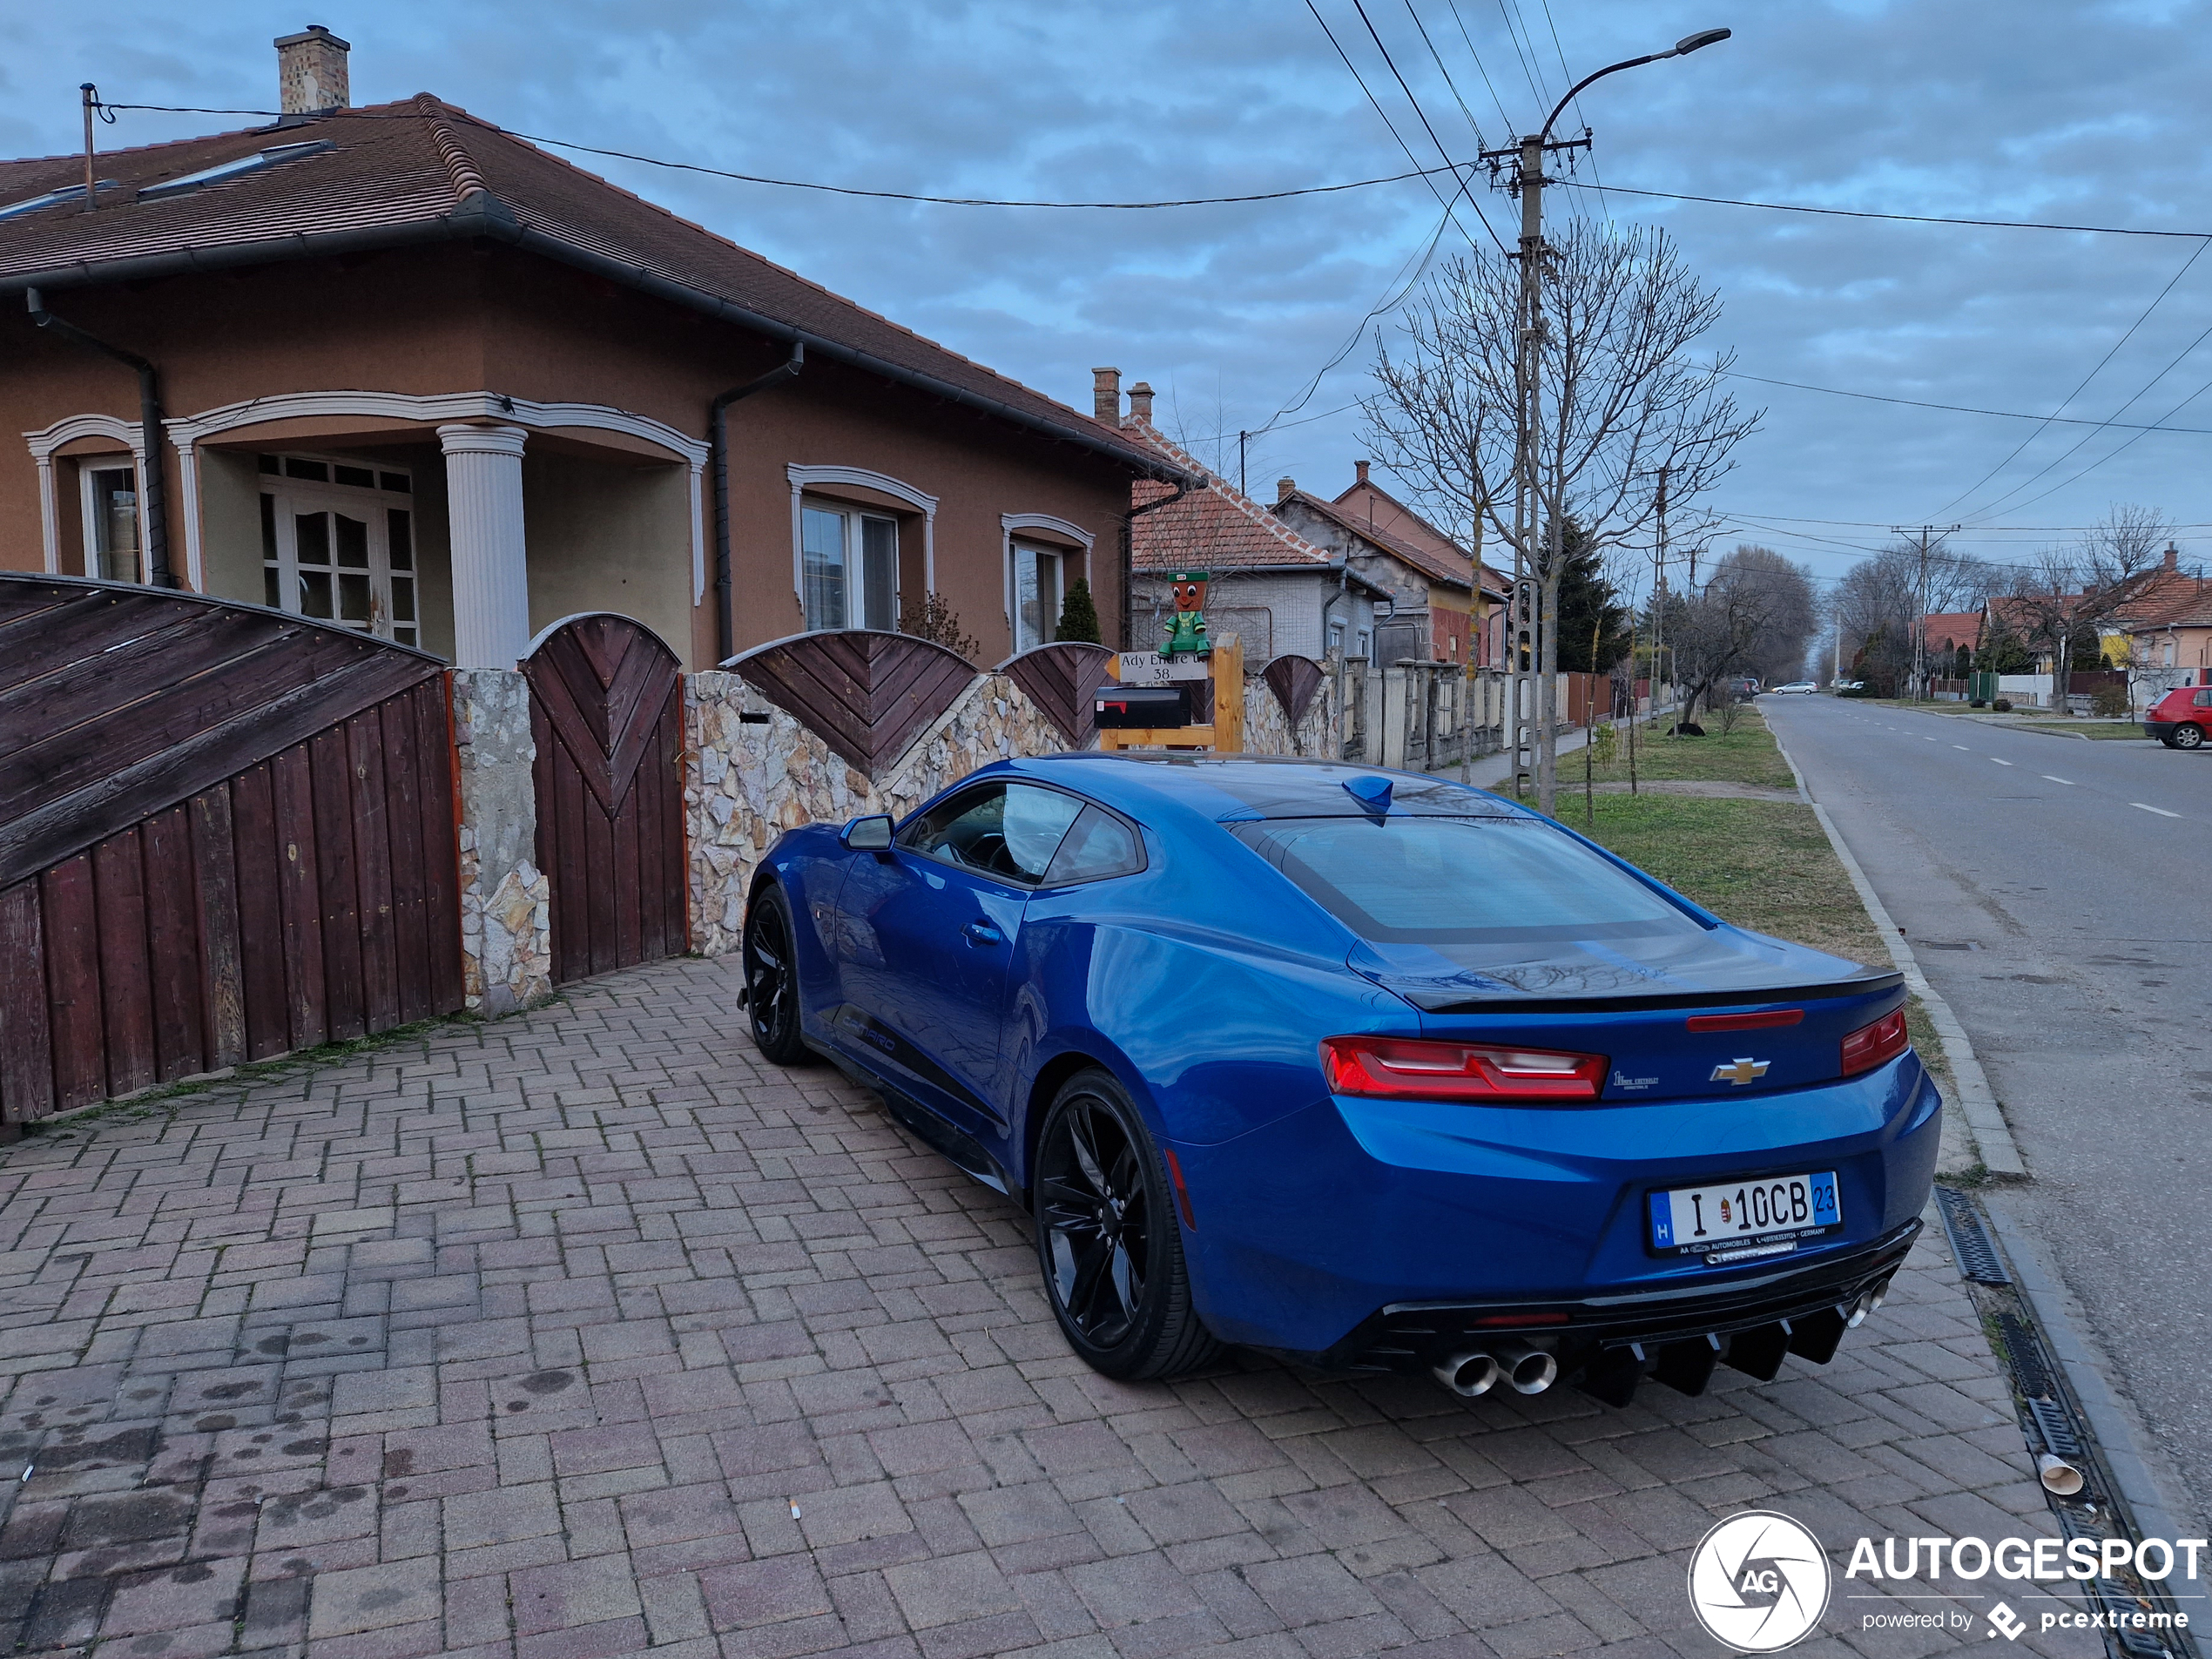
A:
[258,453,419,645]
[800,503,899,631]
[79,458,142,583]
[1011,542,1063,653]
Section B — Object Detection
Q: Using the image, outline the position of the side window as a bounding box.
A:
[1042,806,1146,887]
[2193,689,2212,708]
[900,783,1082,887]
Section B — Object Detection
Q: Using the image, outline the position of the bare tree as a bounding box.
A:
[1361,219,1758,813]
[2001,503,2170,709]
[1666,547,1817,720]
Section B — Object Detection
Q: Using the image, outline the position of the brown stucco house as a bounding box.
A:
[0,27,1177,672]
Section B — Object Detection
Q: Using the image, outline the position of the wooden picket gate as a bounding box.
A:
[0,575,463,1129]
[524,614,686,984]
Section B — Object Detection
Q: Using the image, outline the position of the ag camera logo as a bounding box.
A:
[1689,1511,1832,1651]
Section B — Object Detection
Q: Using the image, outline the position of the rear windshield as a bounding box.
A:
[1231,816,1703,944]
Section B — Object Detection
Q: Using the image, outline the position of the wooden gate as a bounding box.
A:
[525,614,685,984]
[0,574,463,1128]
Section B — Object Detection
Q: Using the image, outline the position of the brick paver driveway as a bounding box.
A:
[0,957,2090,1658]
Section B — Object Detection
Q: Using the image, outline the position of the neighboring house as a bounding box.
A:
[1981,546,2207,675]
[1,27,1178,671]
[1269,462,1500,664]
[1920,611,1981,675]
[1114,385,1385,662]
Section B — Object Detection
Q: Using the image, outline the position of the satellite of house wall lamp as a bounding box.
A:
[0,180,120,220]
[137,139,333,201]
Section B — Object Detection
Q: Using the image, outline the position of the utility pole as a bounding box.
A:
[1891,524,1958,700]
[80,84,98,211]
[1238,431,1249,501]
[1477,27,1730,813]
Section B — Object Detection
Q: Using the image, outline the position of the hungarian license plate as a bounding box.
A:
[1649,1171,1840,1263]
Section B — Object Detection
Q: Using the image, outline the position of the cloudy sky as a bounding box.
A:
[8,0,2210,601]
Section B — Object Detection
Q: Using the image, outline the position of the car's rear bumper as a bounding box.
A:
[1170,1056,1941,1391]
[2144,719,2172,739]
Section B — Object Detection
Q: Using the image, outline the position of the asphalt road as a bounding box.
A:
[1764,695,2212,1527]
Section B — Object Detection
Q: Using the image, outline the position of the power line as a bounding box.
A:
[1970,357,2212,521]
[1548,176,2211,239]
[1718,368,2212,435]
[1399,0,1490,153]
[90,100,1467,209]
[1439,0,1518,132]
[1932,236,2212,521]
[1340,0,1505,254]
[1303,0,1506,253]
[1492,0,1549,107]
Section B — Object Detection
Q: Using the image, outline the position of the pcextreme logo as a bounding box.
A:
[1688,1512,1832,1652]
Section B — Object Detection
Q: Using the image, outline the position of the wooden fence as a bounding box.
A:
[0,575,462,1129]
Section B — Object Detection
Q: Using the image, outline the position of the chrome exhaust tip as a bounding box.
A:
[1492,1343,1559,1395]
[1433,1351,1501,1398]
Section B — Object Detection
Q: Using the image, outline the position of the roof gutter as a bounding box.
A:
[24,287,172,588]
[0,193,1190,486]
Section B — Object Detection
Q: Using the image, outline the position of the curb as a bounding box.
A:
[1770,734,2029,1179]
[1980,1197,2201,1541]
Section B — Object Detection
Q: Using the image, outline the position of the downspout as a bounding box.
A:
[709,342,803,663]
[25,287,172,588]
[1318,565,1351,758]
[1122,471,1198,651]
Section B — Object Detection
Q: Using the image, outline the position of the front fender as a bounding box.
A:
[754,825,855,1039]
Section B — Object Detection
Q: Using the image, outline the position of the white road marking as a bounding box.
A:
[1923,736,1939,741]
[1991,758,2013,766]
[2132,802,2182,818]
[1952,745,1969,750]
[2042,775,2074,785]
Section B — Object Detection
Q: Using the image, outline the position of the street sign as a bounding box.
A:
[1114,652,1210,685]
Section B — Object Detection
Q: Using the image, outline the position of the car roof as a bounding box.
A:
[991,752,1541,823]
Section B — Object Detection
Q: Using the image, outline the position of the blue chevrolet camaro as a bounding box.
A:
[740,754,1939,1406]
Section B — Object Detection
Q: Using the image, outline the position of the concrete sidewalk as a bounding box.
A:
[0,955,2093,1658]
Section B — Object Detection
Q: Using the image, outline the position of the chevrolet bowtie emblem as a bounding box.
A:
[1712,1057,1770,1086]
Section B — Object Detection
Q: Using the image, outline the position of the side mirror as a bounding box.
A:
[840,814,894,852]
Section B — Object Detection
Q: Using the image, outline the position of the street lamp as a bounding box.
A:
[1483,26,1730,809]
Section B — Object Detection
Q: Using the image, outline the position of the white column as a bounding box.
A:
[438,422,531,668]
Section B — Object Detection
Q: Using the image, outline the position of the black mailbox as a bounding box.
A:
[1096,685,1190,728]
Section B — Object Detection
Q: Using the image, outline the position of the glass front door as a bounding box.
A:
[258,454,418,645]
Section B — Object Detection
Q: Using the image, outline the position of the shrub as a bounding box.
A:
[900,592,982,662]
[2089,685,2129,718]
[1587,722,1619,765]
[1055,578,1103,644]
[1992,698,2013,712]
[1968,698,1986,708]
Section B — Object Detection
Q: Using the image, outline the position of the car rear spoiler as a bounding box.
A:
[1397,968,1905,1016]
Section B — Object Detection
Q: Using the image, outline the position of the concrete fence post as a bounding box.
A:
[450,668,551,1015]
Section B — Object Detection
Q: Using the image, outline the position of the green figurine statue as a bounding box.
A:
[1160,570,1211,658]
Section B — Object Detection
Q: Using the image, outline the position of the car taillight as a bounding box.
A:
[1320,1035,1608,1103]
[1840,1008,1909,1076]
[1686,1008,1804,1033]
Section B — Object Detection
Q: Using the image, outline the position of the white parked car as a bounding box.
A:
[1770,681,1818,694]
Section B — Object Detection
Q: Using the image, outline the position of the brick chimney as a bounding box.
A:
[2164,543,2180,572]
[275,24,350,112]
[1091,368,1121,425]
[1355,460,1370,487]
[1127,381,1155,424]
[1277,477,1295,504]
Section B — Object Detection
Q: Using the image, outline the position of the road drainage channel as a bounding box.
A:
[1935,1187,2198,1658]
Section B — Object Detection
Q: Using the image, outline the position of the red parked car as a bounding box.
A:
[2144,685,2212,748]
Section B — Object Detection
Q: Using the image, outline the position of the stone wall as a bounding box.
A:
[686,670,1074,958]
[1242,672,1339,758]
[449,668,552,1015]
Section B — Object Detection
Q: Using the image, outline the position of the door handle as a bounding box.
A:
[962,920,1004,947]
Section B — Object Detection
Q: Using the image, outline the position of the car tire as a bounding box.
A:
[742,882,813,1066]
[1033,1069,1222,1381]
[2174,724,2205,751]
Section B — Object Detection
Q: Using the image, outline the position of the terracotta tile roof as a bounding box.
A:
[1920,611,1982,650]
[1327,478,1493,594]
[2113,569,2212,628]
[1126,424,1380,583]
[0,98,1164,475]
[1281,489,1475,592]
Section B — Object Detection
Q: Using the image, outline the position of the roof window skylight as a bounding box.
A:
[0,180,120,221]
[138,139,333,202]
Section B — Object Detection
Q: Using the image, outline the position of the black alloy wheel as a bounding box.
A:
[742,884,811,1065]
[1033,1070,1221,1380]
[2174,723,2205,751]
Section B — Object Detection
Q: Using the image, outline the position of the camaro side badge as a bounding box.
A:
[1713,1058,1771,1086]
